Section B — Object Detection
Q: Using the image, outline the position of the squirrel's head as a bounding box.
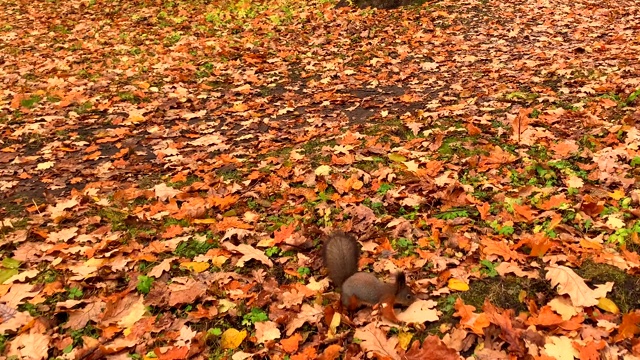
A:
[395,272,416,306]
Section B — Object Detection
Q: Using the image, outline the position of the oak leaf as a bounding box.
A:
[255,321,281,344]
[545,265,613,307]
[396,300,439,323]
[404,336,460,360]
[221,329,247,349]
[543,336,578,360]
[8,331,50,360]
[354,322,400,360]
[222,243,273,267]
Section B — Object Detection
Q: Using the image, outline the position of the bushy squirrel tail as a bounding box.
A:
[323,231,360,288]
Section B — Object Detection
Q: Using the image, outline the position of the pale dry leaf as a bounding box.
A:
[0,303,16,322]
[47,227,78,243]
[566,175,584,189]
[101,293,144,326]
[543,336,579,360]
[148,258,175,278]
[47,198,79,221]
[354,322,400,360]
[255,321,281,344]
[8,331,50,360]
[403,160,419,173]
[222,243,273,267]
[315,165,332,176]
[545,265,612,307]
[396,300,440,324]
[188,133,225,147]
[176,325,197,346]
[441,328,469,352]
[0,311,32,333]
[495,262,539,279]
[36,161,55,170]
[153,183,182,201]
[285,303,323,336]
[0,284,39,308]
[280,289,305,308]
[548,297,578,321]
[4,269,41,284]
[117,295,146,328]
[605,215,625,230]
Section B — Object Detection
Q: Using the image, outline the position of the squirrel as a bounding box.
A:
[323,230,416,323]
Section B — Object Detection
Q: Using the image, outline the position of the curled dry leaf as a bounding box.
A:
[222,242,273,267]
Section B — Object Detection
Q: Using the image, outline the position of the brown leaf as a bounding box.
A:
[404,336,460,360]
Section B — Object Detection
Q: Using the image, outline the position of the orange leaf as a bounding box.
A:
[481,238,524,262]
[162,225,183,239]
[466,123,482,136]
[573,340,606,360]
[615,310,640,341]
[280,333,302,353]
[476,202,490,220]
[527,306,563,326]
[274,223,296,244]
[512,203,535,222]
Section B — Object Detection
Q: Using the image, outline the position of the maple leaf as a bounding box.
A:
[545,265,613,307]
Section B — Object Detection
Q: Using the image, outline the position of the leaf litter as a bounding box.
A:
[0,0,640,358]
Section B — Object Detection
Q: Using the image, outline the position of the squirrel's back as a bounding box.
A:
[323,231,360,287]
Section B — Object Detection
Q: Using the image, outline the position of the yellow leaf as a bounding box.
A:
[314,165,332,176]
[37,161,55,170]
[597,297,620,314]
[566,175,584,189]
[180,261,210,273]
[606,215,625,230]
[609,189,625,200]
[221,328,247,349]
[388,153,406,162]
[448,278,469,291]
[402,160,419,173]
[193,218,217,224]
[328,312,340,338]
[397,331,413,350]
[211,255,228,267]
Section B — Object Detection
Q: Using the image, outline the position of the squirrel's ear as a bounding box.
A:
[396,272,407,287]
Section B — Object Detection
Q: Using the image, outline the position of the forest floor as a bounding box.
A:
[1,0,640,358]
